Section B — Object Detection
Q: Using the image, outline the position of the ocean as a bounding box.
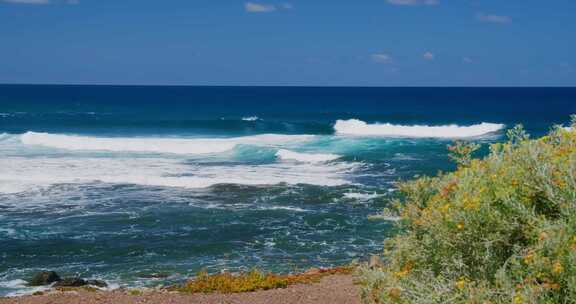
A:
[1,85,575,296]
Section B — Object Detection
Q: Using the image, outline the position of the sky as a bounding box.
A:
[1,0,575,86]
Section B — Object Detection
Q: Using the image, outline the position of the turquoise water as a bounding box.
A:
[1,85,575,296]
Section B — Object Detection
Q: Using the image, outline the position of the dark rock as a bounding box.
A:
[28,271,61,286]
[53,277,87,287]
[86,280,108,288]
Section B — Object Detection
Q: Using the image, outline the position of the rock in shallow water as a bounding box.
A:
[28,271,61,286]
[53,278,87,287]
[86,279,108,288]
[52,277,108,288]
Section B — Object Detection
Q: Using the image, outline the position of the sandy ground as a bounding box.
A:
[0,274,360,304]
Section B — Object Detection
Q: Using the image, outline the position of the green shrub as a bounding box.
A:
[360,120,576,304]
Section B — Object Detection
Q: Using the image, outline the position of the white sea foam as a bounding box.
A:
[0,279,51,297]
[392,153,420,161]
[257,206,309,212]
[242,116,260,121]
[0,133,12,141]
[0,228,17,237]
[20,132,314,155]
[0,157,357,194]
[276,149,340,163]
[0,279,27,289]
[334,119,504,138]
[343,192,380,200]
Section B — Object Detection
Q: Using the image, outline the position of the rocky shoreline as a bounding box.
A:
[27,271,108,290]
[0,271,360,304]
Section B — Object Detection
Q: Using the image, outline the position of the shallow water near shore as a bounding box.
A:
[1,86,575,296]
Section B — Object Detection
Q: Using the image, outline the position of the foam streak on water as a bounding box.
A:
[0,156,359,194]
[276,149,340,163]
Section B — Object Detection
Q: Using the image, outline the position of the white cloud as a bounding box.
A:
[245,2,277,13]
[463,57,473,64]
[244,2,292,13]
[2,0,50,4]
[387,0,439,6]
[371,53,393,64]
[477,13,512,24]
[423,51,435,60]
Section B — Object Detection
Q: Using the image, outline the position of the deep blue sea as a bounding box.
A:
[1,85,575,296]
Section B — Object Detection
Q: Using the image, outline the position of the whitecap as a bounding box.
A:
[257,206,309,212]
[20,132,314,155]
[334,119,504,138]
[343,192,380,200]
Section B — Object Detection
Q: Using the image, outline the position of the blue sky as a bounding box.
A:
[1,0,575,86]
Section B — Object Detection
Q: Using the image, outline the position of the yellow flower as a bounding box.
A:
[553,262,563,274]
[394,263,413,278]
[455,278,466,290]
[439,203,450,213]
[523,252,534,265]
[394,270,408,278]
[457,221,465,230]
[463,197,480,210]
[513,295,523,304]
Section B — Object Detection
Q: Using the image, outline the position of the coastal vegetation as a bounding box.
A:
[360,119,576,303]
[174,266,354,294]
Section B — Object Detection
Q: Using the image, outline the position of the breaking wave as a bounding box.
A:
[334,119,504,138]
[19,132,314,155]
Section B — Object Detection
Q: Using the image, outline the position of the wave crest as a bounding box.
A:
[20,132,314,155]
[334,119,504,138]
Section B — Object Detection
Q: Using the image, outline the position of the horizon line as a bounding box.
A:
[1,83,575,89]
